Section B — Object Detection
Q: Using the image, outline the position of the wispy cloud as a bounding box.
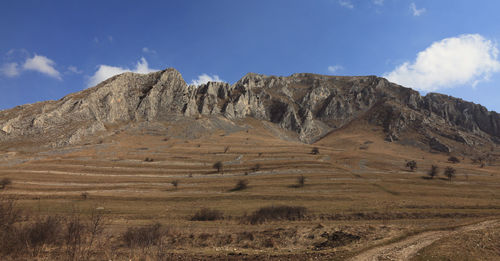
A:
[67,66,83,74]
[0,62,20,77]
[93,35,114,44]
[88,57,158,87]
[23,55,62,80]
[327,65,343,74]
[373,0,384,6]
[384,34,500,91]
[190,73,224,86]
[410,2,426,16]
[142,47,157,55]
[338,0,354,9]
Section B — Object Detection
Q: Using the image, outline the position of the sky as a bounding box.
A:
[1,0,499,112]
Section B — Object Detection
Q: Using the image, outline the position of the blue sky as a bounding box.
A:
[1,0,499,112]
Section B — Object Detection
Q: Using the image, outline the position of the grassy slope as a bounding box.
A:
[0,118,499,259]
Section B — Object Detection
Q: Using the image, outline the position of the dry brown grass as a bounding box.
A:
[0,119,498,259]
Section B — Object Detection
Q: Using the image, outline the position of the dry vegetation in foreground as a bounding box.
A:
[0,123,499,260]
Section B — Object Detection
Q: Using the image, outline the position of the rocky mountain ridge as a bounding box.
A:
[0,68,498,153]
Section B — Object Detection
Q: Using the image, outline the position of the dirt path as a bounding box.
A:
[350,219,499,261]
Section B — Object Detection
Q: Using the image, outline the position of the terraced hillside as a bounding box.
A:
[0,118,498,260]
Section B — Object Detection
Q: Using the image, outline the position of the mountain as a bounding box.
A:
[0,68,498,155]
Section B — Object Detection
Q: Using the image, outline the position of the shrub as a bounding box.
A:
[171,180,179,189]
[23,216,62,256]
[428,165,439,179]
[213,161,223,174]
[144,157,154,162]
[80,192,89,200]
[247,205,308,224]
[224,146,230,153]
[444,167,456,181]
[251,164,261,172]
[122,223,163,249]
[448,156,460,164]
[0,198,23,256]
[0,178,12,189]
[406,160,417,171]
[311,147,320,155]
[230,179,248,192]
[191,208,224,221]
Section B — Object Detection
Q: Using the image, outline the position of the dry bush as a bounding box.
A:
[230,179,248,192]
[171,180,179,189]
[122,223,164,249]
[0,177,12,189]
[247,205,308,224]
[311,147,320,155]
[251,163,261,172]
[191,208,224,221]
[406,160,417,171]
[22,216,62,257]
[0,197,24,257]
[80,192,89,200]
[448,156,460,164]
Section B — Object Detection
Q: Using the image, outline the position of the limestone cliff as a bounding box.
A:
[0,68,498,152]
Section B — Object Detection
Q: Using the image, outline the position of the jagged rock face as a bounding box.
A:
[0,68,499,151]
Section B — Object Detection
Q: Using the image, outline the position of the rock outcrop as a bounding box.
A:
[0,68,498,152]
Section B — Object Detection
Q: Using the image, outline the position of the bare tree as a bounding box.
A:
[444,166,456,181]
[213,161,223,174]
[428,165,438,179]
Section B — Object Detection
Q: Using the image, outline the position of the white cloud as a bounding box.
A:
[338,0,354,9]
[142,47,157,54]
[373,0,384,6]
[190,73,224,86]
[410,2,426,16]
[22,55,62,80]
[327,65,343,74]
[88,57,158,87]
[0,62,20,77]
[384,34,500,91]
[67,66,83,74]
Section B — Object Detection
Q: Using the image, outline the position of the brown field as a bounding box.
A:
[0,119,499,260]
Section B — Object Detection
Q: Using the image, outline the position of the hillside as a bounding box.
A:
[0,69,499,260]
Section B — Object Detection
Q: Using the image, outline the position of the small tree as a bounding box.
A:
[428,165,438,179]
[230,179,248,191]
[0,178,12,189]
[406,160,417,172]
[444,166,456,181]
[311,147,320,155]
[213,161,223,174]
[448,156,460,164]
[171,180,179,189]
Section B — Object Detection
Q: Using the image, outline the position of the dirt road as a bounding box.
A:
[350,219,499,261]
